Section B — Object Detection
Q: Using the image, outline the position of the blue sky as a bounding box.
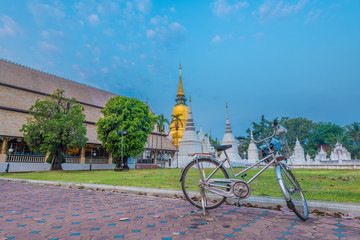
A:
[1,0,359,140]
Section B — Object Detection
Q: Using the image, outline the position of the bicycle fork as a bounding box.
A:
[195,159,207,216]
[275,164,294,210]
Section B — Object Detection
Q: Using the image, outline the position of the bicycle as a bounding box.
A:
[180,120,309,221]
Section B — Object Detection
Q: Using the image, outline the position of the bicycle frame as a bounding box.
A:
[191,133,283,200]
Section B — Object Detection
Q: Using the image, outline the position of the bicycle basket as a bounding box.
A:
[260,138,281,158]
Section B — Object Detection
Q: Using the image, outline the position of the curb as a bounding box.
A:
[1,177,359,216]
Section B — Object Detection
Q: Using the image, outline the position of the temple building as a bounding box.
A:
[219,104,244,167]
[0,59,176,172]
[330,141,351,162]
[314,145,328,162]
[290,138,306,164]
[198,127,215,155]
[169,64,189,149]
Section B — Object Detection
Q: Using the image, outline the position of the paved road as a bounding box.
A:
[0,181,359,240]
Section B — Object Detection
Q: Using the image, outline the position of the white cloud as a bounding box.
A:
[212,35,222,43]
[258,0,307,21]
[306,9,322,24]
[38,41,60,53]
[150,15,168,25]
[134,0,152,14]
[101,67,109,73]
[169,7,176,12]
[87,14,100,25]
[253,32,265,39]
[41,29,64,39]
[103,28,114,35]
[0,15,19,37]
[28,2,65,19]
[146,29,156,38]
[210,0,249,17]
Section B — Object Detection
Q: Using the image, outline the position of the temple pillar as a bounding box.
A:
[80,147,85,164]
[0,137,9,163]
[108,152,113,164]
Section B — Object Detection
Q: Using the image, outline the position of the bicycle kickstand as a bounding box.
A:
[200,187,207,216]
[235,190,243,207]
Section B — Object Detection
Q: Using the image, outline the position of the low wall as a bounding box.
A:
[62,163,115,171]
[0,163,116,172]
[0,162,51,172]
[290,164,360,169]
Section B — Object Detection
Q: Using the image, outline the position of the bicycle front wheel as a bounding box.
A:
[276,163,308,221]
[181,158,230,210]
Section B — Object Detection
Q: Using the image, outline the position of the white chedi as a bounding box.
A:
[330,142,351,161]
[314,146,328,162]
[247,131,259,163]
[293,138,306,163]
[219,105,244,167]
[177,101,202,167]
[198,127,215,155]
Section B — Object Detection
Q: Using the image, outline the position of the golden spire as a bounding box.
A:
[189,94,191,102]
[177,64,185,97]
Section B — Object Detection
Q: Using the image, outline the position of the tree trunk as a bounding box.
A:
[51,150,63,170]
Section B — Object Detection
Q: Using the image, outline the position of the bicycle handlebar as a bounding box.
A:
[236,119,278,144]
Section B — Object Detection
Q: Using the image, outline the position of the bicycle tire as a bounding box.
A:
[277,163,309,221]
[181,158,230,210]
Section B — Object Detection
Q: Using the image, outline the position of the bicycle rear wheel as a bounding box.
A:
[181,158,230,210]
[276,163,308,221]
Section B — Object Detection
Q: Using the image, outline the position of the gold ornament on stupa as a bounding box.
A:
[169,64,189,149]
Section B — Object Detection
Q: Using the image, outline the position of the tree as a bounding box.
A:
[279,117,317,151]
[96,96,155,168]
[171,113,183,149]
[21,90,87,170]
[345,122,360,159]
[307,122,344,156]
[156,114,170,164]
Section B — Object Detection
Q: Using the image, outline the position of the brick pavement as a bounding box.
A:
[0,181,359,240]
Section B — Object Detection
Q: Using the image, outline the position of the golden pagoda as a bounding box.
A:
[169,64,189,149]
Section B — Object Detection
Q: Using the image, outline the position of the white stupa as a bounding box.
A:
[219,104,244,167]
[198,127,215,155]
[177,98,202,167]
[314,145,327,162]
[330,141,351,162]
[306,153,312,163]
[293,138,306,163]
[247,130,259,163]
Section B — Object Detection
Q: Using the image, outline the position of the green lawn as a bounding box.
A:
[1,168,359,203]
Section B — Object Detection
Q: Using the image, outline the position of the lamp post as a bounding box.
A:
[117,129,128,170]
[5,143,13,173]
[90,149,96,171]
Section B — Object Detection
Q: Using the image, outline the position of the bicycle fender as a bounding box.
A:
[179,157,231,182]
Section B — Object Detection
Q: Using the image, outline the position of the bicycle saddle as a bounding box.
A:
[214,145,232,151]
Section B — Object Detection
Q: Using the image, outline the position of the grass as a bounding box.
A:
[1,168,359,203]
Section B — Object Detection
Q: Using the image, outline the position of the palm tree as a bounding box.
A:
[171,113,183,149]
[157,114,170,166]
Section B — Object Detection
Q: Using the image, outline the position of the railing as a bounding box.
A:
[85,157,109,164]
[65,157,80,163]
[9,154,45,163]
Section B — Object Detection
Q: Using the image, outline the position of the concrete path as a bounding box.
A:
[1,181,359,240]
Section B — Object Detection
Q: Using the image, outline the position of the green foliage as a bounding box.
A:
[307,122,344,154]
[96,96,155,168]
[156,114,170,134]
[345,122,360,158]
[279,117,317,150]
[20,90,87,170]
